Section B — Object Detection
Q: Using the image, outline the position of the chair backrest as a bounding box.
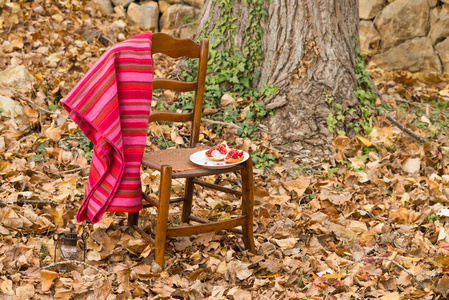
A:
[150,33,209,148]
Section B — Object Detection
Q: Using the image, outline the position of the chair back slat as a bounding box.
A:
[153,79,197,92]
[148,111,193,123]
[150,33,209,148]
[152,33,201,58]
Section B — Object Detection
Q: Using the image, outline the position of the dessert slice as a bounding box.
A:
[225,149,244,163]
[205,141,229,161]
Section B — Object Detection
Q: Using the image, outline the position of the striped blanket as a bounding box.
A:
[62,32,153,223]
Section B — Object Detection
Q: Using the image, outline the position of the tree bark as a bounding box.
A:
[198,0,359,157]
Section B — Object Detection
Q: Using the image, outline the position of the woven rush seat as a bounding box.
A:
[142,147,244,178]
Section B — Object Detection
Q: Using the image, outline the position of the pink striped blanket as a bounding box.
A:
[62,32,153,223]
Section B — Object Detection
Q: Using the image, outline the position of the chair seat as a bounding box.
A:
[142,147,244,178]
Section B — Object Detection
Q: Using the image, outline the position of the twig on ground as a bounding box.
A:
[0,84,62,116]
[42,260,109,277]
[393,98,436,111]
[282,147,304,156]
[201,118,241,129]
[370,81,427,144]
[338,256,427,290]
[60,166,90,174]
[16,200,59,206]
[384,114,427,143]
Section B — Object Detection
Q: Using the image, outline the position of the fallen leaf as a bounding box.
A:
[271,238,297,250]
[380,292,400,300]
[40,270,59,292]
[402,158,420,174]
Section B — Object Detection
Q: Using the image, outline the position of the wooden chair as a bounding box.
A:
[127,33,255,268]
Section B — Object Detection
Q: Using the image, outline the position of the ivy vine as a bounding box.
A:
[176,0,276,139]
[326,42,381,136]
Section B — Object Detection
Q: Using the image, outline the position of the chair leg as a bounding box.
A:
[128,212,139,227]
[181,178,195,223]
[154,165,173,268]
[241,158,255,253]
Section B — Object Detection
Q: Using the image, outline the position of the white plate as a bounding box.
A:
[190,150,249,169]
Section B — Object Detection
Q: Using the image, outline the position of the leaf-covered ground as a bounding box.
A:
[2,1,449,299]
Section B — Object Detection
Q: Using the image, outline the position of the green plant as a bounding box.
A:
[40,243,49,262]
[38,143,48,153]
[324,90,346,136]
[48,104,58,111]
[177,0,276,140]
[182,15,196,25]
[30,143,49,162]
[294,163,312,172]
[323,167,339,177]
[30,154,43,162]
[339,160,352,170]
[354,48,378,134]
[157,136,175,149]
[358,146,377,163]
[78,132,93,162]
[296,274,305,287]
[251,150,274,169]
[428,213,440,223]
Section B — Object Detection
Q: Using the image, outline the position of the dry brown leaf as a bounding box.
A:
[380,292,400,300]
[45,126,64,141]
[282,176,311,198]
[226,261,252,281]
[271,238,297,250]
[15,283,35,300]
[390,207,409,224]
[402,158,420,174]
[40,270,59,292]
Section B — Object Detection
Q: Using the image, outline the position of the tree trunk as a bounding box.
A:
[198,0,359,157]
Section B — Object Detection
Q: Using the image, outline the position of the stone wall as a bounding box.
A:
[94,0,448,74]
[360,0,449,74]
[93,0,203,39]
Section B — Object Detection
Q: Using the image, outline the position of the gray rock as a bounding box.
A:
[436,38,449,74]
[184,0,204,8]
[429,5,449,44]
[159,4,200,30]
[374,0,430,49]
[158,0,171,13]
[93,0,114,15]
[0,95,23,117]
[359,20,381,52]
[0,65,36,91]
[428,0,439,7]
[359,0,385,20]
[127,1,159,30]
[177,24,198,39]
[369,37,442,73]
[389,0,436,5]
[111,0,134,7]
